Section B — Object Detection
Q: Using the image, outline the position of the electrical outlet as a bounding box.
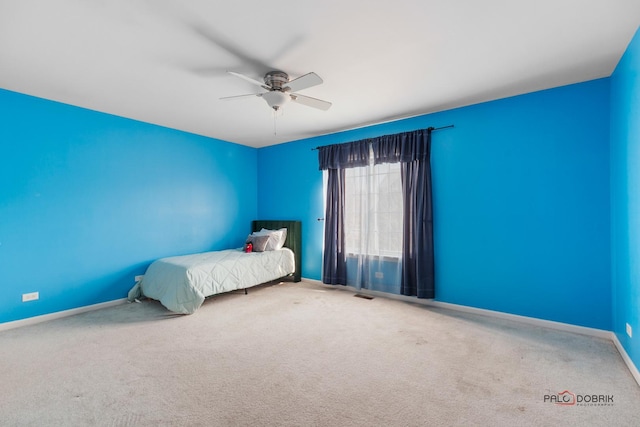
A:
[626,323,633,338]
[375,272,384,279]
[22,292,39,302]
[135,275,144,282]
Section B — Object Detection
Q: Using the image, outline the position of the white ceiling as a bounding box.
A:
[1,1,639,148]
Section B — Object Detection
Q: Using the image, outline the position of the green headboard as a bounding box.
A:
[252,220,302,282]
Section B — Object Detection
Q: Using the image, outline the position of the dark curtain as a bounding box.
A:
[372,129,434,298]
[400,149,435,298]
[322,168,347,285]
[319,140,370,285]
[371,129,430,164]
[318,140,370,169]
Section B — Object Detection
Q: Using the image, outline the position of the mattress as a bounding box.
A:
[139,248,295,314]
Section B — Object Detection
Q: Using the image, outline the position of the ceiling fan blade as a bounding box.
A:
[228,71,269,89]
[284,72,323,92]
[290,93,332,111]
[220,93,263,101]
[192,25,270,74]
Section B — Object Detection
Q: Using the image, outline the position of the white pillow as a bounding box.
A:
[262,228,287,249]
[253,228,287,251]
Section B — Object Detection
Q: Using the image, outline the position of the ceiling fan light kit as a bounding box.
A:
[262,90,289,111]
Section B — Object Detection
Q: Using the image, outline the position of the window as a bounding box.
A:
[343,159,403,258]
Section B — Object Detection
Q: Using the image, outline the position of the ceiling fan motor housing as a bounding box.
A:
[264,71,290,90]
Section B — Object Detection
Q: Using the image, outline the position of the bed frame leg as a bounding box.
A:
[245,288,248,295]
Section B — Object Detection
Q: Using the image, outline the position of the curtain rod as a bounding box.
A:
[427,124,454,132]
[311,124,454,151]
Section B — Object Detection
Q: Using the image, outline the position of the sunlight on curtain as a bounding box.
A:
[338,152,403,293]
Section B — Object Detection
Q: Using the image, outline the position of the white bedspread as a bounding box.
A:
[139,248,295,314]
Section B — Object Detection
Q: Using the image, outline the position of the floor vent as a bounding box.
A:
[354,294,374,300]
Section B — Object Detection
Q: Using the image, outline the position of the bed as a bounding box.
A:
[129,220,302,314]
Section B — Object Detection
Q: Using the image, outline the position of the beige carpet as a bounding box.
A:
[0,280,638,426]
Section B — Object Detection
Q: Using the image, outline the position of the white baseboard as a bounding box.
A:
[0,299,128,333]
[424,300,612,339]
[611,333,640,387]
[302,277,639,387]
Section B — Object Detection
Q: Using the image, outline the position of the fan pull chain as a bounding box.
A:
[273,109,278,135]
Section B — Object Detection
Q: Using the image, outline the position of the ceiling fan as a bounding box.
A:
[221,70,332,112]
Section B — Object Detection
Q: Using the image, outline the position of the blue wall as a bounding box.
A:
[257,137,325,280]
[0,89,257,323]
[259,79,611,329]
[610,28,640,369]
[1,58,624,335]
